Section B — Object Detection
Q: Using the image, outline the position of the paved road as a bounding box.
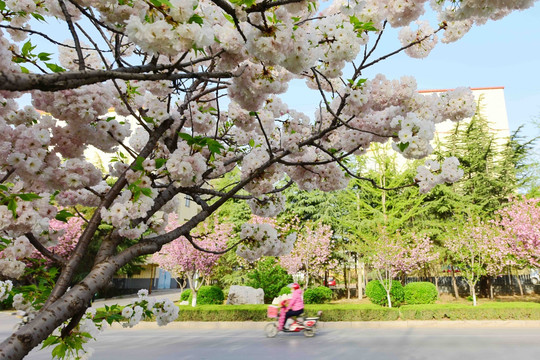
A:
[3,312,540,360]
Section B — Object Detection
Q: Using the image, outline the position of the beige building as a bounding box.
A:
[420,86,511,144]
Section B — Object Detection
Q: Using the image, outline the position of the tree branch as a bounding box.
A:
[25,233,67,266]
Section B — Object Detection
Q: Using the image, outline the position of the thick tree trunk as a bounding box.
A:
[434,276,440,295]
[354,254,359,299]
[343,264,349,299]
[0,261,117,360]
[471,283,477,306]
[517,273,524,296]
[347,263,352,299]
[358,261,365,299]
[489,276,494,299]
[451,265,459,299]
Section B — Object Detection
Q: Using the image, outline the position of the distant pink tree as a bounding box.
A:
[279,222,334,288]
[32,217,85,266]
[370,231,438,308]
[446,221,506,306]
[494,197,540,268]
[152,215,230,306]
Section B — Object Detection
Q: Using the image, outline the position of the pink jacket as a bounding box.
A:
[288,288,304,311]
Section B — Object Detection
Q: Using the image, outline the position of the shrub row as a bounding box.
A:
[173,302,540,322]
[175,304,399,322]
[366,281,438,306]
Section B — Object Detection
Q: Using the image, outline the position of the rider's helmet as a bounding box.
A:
[292,283,300,290]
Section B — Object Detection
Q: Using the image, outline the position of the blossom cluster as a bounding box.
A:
[0,236,33,279]
[415,156,464,193]
[236,222,297,262]
[121,289,179,327]
[0,279,13,302]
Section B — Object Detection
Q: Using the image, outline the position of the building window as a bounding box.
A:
[185,196,191,207]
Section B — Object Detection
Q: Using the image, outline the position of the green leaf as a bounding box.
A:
[7,198,17,217]
[206,139,224,154]
[142,116,155,124]
[141,188,153,197]
[223,13,235,24]
[249,139,255,147]
[188,14,203,25]
[41,335,60,349]
[0,1,5,11]
[149,0,173,7]
[248,111,258,117]
[17,193,42,201]
[38,52,52,61]
[20,66,30,73]
[21,40,36,57]
[131,156,145,171]
[45,63,66,73]
[31,12,46,22]
[155,158,166,169]
[178,132,194,142]
[397,142,410,152]
[51,343,67,359]
[55,210,74,223]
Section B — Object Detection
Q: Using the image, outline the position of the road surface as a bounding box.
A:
[2,313,540,359]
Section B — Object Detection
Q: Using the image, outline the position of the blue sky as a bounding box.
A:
[288,3,540,145]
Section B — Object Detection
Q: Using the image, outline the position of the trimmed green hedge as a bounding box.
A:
[173,302,540,322]
[400,302,540,320]
[175,304,399,321]
[404,282,438,305]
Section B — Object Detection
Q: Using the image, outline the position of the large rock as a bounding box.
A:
[226,285,264,305]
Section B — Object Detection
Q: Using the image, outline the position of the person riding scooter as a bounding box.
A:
[280,283,304,330]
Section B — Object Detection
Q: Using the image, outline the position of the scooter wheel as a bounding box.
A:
[265,323,278,338]
[303,328,315,337]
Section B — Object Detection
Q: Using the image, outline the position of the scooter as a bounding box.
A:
[264,304,321,338]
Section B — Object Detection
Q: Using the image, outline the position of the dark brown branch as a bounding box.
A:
[247,0,305,13]
[359,24,445,71]
[0,68,235,92]
[0,25,105,51]
[0,168,16,183]
[58,0,86,71]
[25,233,67,266]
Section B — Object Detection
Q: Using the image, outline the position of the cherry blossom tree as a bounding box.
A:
[279,221,334,287]
[369,230,438,307]
[151,215,230,306]
[491,197,540,295]
[445,220,507,306]
[494,197,540,269]
[0,0,537,358]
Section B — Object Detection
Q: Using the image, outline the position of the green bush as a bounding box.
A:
[246,258,293,303]
[180,289,191,301]
[278,286,291,296]
[196,286,224,305]
[404,282,438,305]
[304,286,333,304]
[365,280,404,307]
